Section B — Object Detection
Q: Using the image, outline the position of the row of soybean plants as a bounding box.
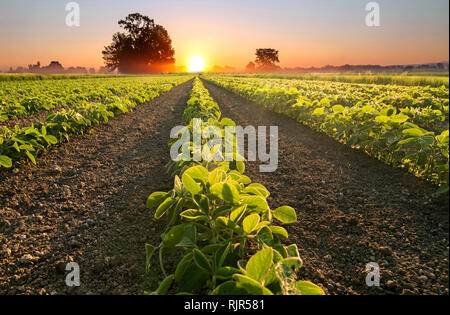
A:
[206,76,449,132]
[0,76,192,169]
[232,73,450,89]
[0,76,172,122]
[144,77,325,295]
[204,75,449,194]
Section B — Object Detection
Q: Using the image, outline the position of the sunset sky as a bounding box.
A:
[0,0,448,71]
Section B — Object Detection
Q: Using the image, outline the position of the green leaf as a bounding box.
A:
[312,107,325,116]
[269,226,288,240]
[258,227,274,246]
[403,128,424,137]
[233,274,273,295]
[193,249,212,273]
[230,205,247,223]
[281,257,302,270]
[167,199,183,227]
[155,197,175,219]
[237,260,247,274]
[44,135,58,145]
[332,105,345,113]
[212,206,232,220]
[375,115,390,123]
[25,151,36,165]
[222,183,240,204]
[182,173,202,196]
[285,244,300,259]
[236,161,245,174]
[242,214,260,234]
[216,267,241,280]
[391,114,409,124]
[0,155,12,168]
[175,253,194,283]
[210,183,224,200]
[184,165,209,184]
[19,144,35,152]
[208,168,225,186]
[211,281,248,295]
[194,194,210,213]
[398,138,416,146]
[146,192,167,208]
[241,195,268,212]
[174,176,183,195]
[273,206,297,224]
[236,175,252,185]
[152,274,174,295]
[243,183,270,198]
[177,263,209,292]
[246,248,273,283]
[162,225,185,248]
[180,209,208,222]
[176,224,198,248]
[254,221,270,232]
[210,183,240,204]
[296,281,325,295]
[215,216,243,234]
[220,118,236,127]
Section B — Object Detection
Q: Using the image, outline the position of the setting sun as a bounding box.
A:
[188,56,205,72]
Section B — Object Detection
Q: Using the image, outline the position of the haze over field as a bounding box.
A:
[0,0,449,71]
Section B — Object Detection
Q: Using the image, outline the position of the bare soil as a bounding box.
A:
[202,79,449,295]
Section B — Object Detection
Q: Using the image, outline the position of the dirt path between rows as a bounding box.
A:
[202,79,449,295]
[0,80,193,295]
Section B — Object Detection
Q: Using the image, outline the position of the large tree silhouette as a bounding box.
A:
[255,49,280,71]
[102,13,175,73]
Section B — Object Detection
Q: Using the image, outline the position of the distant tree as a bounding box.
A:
[98,66,115,74]
[255,49,280,71]
[66,66,88,74]
[15,66,27,73]
[102,13,176,73]
[89,67,96,74]
[246,62,256,72]
[43,61,65,74]
[28,61,41,73]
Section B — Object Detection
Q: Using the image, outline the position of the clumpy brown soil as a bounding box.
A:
[202,79,449,295]
[0,80,192,295]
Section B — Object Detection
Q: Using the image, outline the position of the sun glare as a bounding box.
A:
[189,56,205,73]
